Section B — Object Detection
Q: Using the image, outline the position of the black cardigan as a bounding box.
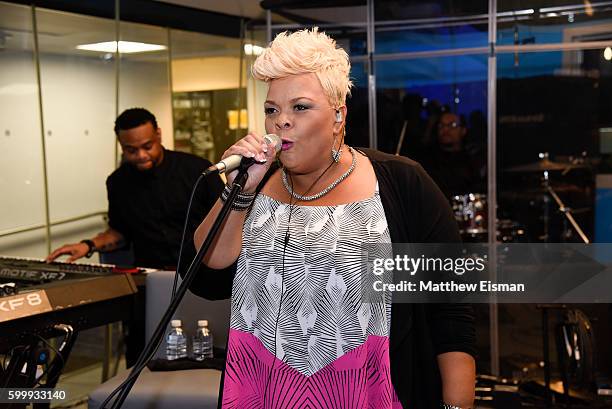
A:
[187,148,476,409]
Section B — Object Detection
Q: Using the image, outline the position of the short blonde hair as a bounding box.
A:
[252,27,352,108]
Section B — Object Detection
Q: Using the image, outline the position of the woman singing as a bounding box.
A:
[190,28,476,409]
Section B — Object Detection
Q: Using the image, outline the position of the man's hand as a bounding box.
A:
[46,243,89,263]
[46,228,125,263]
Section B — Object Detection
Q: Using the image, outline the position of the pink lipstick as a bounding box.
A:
[281,139,294,151]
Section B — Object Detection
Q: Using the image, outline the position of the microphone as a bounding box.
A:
[203,134,281,176]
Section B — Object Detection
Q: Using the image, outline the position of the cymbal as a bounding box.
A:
[500,183,585,199]
[570,207,591,215]
[505,158,570,172]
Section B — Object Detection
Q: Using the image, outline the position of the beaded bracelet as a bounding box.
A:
[220,185,256,211]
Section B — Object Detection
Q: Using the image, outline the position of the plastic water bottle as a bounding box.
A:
[192,320,214,360]
[166,319,187,360]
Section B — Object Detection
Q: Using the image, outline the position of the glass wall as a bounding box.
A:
[374,1,489,53]
[498,0,612,47]
[119,21,172,147]
[3,0,612,382]
[497,50,598,240]
[170,29,245,163]
[34,8,118,255]
[0,0,247,384]
[0,2,48,257]
[374,55,488,162]
[0,2,246,261]
[494,1,612,247]
[252,0,612,382]
[345,61,371,149]
[0,3,121,259]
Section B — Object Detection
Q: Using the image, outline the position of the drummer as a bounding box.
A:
[420,112,485,198]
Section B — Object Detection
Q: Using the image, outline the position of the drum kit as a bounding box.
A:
[461,153,601,408]
[451,193,528,243]
[452,152,592,243]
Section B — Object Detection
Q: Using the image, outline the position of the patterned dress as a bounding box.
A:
[222,183,402,409]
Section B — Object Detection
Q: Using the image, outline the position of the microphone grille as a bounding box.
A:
[263,133,282,153]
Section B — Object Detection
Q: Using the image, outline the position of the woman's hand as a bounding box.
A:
[223,132,277,193]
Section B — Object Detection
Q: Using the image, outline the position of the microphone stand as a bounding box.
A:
[105,165,251,409]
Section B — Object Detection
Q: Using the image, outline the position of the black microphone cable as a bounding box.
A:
[262,158,337,406]
[102,148,280,407]
[262,173,293,408]
[172,173,205,298]
[99,173,206,408]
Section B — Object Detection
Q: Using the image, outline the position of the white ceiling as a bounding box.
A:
[0,3,245,59]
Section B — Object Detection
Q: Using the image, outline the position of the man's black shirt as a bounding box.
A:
[106,149,223,269]
[419,147,484,198]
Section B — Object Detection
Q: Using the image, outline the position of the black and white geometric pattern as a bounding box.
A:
[230,183,393,377]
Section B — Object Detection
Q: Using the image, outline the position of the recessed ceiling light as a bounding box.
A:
[76,41,166,54]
